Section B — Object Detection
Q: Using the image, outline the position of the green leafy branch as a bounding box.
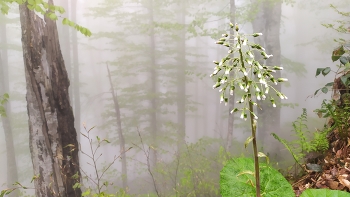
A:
[314,44,350,96]
[0,0,91,37]
[79,124,132,196]
[0,176,38,197]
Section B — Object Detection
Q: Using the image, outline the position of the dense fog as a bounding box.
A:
[0,0,348,196]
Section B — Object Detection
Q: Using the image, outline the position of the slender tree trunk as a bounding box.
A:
[177,0,187,153]
[147,0,158,167]
[106,64,128,189]
[0,16,19,197]
[225,0,236,151]
[71,0,81,136]
[19,1,81,196]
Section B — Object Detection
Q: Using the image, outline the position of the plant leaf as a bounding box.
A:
[316,68,323,77]
[322,67,331,76]
[244,136,254,148]
[340,56,349,65]
[220,157,294,197]
[300,189,350,197]
[332,46,345,62]
[321,87,328,94]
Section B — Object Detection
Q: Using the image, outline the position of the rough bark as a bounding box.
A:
[19,1,81,196]
[225,0,236,151]
[177,0,187,153]
[147,0,158,168]
[71,0,81,136]
[106,64,128,189]
[0,15,19,196]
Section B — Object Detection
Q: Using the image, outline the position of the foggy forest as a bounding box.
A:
[0,0,350,196]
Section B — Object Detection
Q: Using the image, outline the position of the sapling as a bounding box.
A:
[211,23,287,197]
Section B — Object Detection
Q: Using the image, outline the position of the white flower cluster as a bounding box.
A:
[210,24,288,120]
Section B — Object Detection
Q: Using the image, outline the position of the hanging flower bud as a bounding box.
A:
[252,33,263,37]
[270,98,276,107]
[277,78,288,82]
[230,108,238,114]
[235,23,239,31]
[272,66,283,70]
[222,33,228,37]
[213,81,221,89]
[230,22,234,28]
[246,51,254,58]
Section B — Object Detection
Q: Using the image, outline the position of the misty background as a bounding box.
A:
[0,0,347,195]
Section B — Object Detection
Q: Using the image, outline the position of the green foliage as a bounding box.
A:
[220,157,294,197]
[315,98,350,140]
[0,178,36,197]
[300,189,350,197]
[315,5,350,96]
[322,4,350,34]
[151,138,232,196]
[272,109,329,165]
[0,0,91,36]
[80,125,132,196]
[0,93,9,117]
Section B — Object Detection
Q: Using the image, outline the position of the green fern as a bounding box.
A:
[272,108,329,166]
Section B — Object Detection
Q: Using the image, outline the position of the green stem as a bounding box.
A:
[238,36,261,197]
[248,98,261,197]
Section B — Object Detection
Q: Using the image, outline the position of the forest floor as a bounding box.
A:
[290,71,350,196]
[292,129,350,196]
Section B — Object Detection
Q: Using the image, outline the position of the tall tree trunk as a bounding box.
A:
[251,0,282,156]
[147,0,158,167]
[262,1,282,156]
[177,0,186,153]
[106,64,128,189]
[225,0,236,151]
[19,1,81,196]
[0,16,19,197]
[71,0,81,136]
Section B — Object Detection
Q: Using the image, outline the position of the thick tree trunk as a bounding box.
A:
[19,1,81,196]
[71,0,81,136]
[106,64,128,189]
[225,0,236,151]
[177,0,187,153]
[147,0,158,168]
[0,16,19,196]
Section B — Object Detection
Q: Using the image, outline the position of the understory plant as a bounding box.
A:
[78,124,131,197]
[272,108,329,177]
[211,23,290,197]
